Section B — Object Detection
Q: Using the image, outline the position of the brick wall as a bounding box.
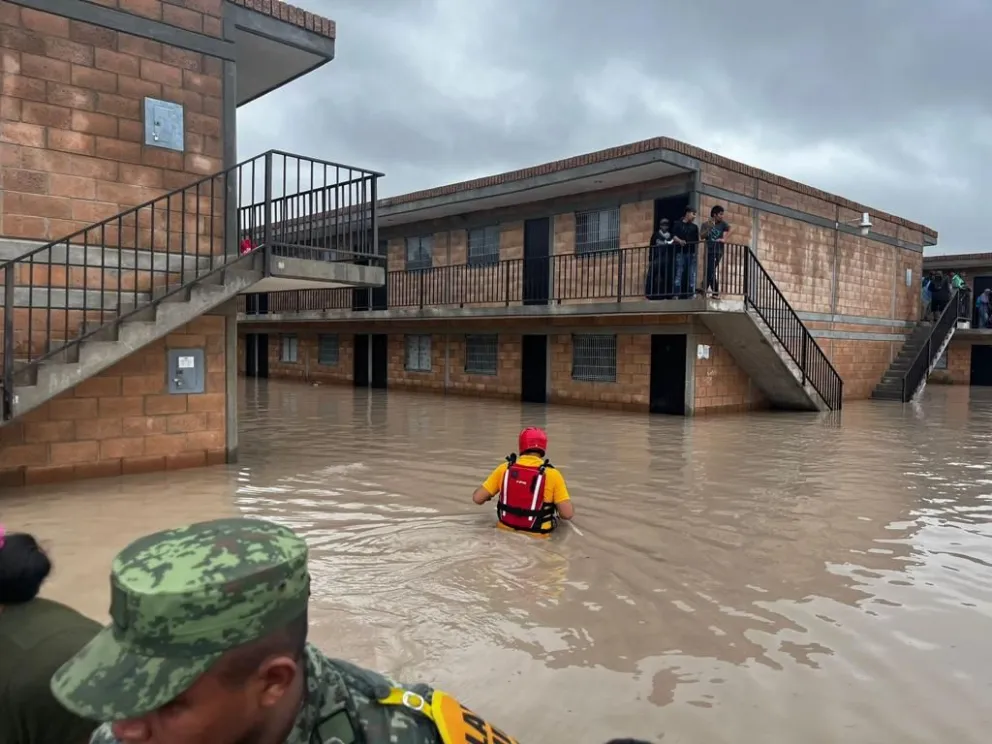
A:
[260,329,353,384]
[77,0,224,37]
[0,313,227,486]
[692,332,768,414]
[446,334,520,399]
[0,2,224,245]
[548,333,652,412]
[930,340,972,385]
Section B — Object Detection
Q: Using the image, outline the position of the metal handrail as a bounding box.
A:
[902,289,963,402]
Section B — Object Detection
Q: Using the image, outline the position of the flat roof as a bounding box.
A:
[923,252,992,269]
[229,0,335,39]
[376,136,937,238]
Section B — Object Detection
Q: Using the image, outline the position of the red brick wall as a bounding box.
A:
[1,2,224,245]
[930,340,972,385]
[692,332,768,414]
[0,313,227,486]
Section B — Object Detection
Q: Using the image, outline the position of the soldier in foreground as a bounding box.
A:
[50,517,517,744]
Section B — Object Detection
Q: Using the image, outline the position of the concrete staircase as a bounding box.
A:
[871,321,955,402]
[5,253,262,422]
[702,305,829,411]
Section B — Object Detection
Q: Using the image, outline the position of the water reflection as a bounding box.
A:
[2,380,990,742]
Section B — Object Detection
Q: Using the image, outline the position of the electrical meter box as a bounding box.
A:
[167,348,205,395]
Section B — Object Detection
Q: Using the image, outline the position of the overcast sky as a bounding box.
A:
[238,0,986,255]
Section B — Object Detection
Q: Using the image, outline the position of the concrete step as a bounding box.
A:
[6,258,262,423]
[871,390,904,401]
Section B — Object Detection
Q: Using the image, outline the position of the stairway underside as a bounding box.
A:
[701,306,828,412]
[5,253,263,423]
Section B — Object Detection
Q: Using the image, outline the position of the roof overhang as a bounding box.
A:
[923,252,992,270]
[227,3,335,106]
[378,148,699,227]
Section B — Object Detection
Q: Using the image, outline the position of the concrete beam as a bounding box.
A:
[0,287,151,310]
[0,240,214,272]
[224,3,335,59]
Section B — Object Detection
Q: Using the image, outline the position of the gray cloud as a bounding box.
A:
[238,0,989,253]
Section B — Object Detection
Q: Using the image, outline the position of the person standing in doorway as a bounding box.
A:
[671,205,700,298]
[645,217,674,300]
[977,288,991,328]
[0,528,101,744]
[951,271,968,318]
[701,205,731,297]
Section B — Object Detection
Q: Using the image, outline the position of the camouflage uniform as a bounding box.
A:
[49,518,446,744]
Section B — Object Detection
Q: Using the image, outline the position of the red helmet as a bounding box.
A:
[518,427,548,455]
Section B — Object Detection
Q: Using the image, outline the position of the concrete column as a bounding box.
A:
[683,331,697,416]
[223,299,239,463]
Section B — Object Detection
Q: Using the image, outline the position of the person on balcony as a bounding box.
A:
[645,217,674,300]
[671,205,700,298]
[472,427,574,537]
[977,288,991,328]
[930,272,950,318]
[50,518,518,744]
[0,527,101,744]
[701,205,731,298]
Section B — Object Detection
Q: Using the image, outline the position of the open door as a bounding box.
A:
[244,334,269,378]
[970,345,992,386]
[521,334,547,403]
[649,334,686,415]
[522,218,550,305]
[371,334,388,388]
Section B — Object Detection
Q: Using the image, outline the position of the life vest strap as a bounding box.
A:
[378,688,519,744]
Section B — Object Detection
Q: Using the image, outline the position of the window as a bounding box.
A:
[406,236,432,270]
[467,226,500,266]
[405,334,431,371]
[575,208,620,255]
[280,334,298,363]
[571,334,617,382]
[318,334,339,366]
[465,334,498,375]
[934,348,948,370]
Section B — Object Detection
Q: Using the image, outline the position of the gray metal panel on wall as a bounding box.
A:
[9,0,235,59]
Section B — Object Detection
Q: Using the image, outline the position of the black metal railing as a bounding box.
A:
[239,240,843,410]
[739,249,843,410]
[1,150,383,420]
[903,289,964,402]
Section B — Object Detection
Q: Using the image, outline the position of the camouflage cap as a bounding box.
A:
[50,517,311,722]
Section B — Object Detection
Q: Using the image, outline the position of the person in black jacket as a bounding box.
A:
[671,205,700,297]
[930,271,950,317]
[645,217,674,299]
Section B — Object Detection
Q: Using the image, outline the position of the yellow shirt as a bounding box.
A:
[481,455,571,536]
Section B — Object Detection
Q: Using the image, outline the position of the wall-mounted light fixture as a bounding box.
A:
[836,212,873,236]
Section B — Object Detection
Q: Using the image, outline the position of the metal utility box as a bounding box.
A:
[167,348,205,395]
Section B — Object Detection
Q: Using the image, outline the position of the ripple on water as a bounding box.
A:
[3,380,991,743]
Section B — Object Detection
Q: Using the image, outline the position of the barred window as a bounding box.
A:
[571,334,617,382]
[318,334,339,366]
[405,334,432,371]
[406,236,433,270]
[465,334,498,375]
[280,334,298,363]
[467,226,500,266]
[575,208,620,255]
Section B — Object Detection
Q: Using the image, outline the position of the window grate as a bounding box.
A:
[575,208,620,255]
[467,226,500,266]
[571,334,617,382]
[405,334,432,371]
[406,236,433,270]
[317,334,339,366]
[280,334,298,363]
[464,334,498,375]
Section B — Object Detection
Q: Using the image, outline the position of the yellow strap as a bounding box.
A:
[379,688,518,744]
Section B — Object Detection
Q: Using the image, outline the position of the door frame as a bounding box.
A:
[353,333,370,387]
[522,217,551,306]
[649,332,688,415]
[370,333,388,388]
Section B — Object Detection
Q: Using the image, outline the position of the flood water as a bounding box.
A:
[3,380,992,743]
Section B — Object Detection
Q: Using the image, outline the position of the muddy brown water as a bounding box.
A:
[3,380,991,743]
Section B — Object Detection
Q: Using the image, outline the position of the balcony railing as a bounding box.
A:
[240,241,844,409]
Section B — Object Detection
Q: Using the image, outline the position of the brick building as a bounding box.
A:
[238,137,936,415]
[920,252,992,388]
[0,0,382,486]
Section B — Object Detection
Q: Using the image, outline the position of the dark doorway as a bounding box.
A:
[522,217,551,305]
[521,334,547,403]
[972,275,992,327]
[244,333,269,378]
[353,334,370,387]
[970,345,992,386]
[647,195,692,300]
[649,333,687,415]
[371,334,388,388]
[245,293,269,315]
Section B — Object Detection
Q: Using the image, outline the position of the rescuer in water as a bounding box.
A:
[471,427,574,536]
